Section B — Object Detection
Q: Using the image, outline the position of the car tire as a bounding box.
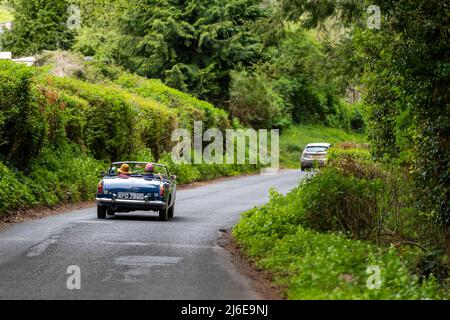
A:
[97,205,107,219]
[159,207,169,221]
[168,204,175,218]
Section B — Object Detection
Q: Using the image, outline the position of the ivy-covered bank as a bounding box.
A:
[0,60,258,215]
[233,145,449,299]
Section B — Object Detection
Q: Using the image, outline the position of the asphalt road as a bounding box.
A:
[0,170,303,300]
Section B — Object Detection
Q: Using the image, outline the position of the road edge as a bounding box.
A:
[0,170,282,229]
[218,229,287,300]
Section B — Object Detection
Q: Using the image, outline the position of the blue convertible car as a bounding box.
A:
[96,162,177,221]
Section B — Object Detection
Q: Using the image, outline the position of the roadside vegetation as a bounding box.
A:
[0,0,448,299]
[0,56,258,215]
[279,125,366,168]
[234,144,449,299]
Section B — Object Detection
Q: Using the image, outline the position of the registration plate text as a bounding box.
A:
[117,192,145,200]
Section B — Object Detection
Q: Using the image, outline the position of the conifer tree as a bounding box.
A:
[118,0,265,104]
[1,0,73,56]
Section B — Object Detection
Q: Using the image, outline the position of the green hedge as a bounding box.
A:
[0,60,257,215]
[233,189,448,299]
[233,145,449,299]
[38,75,178,160]
[0,144,105,213]
[115,74,230,132]
[0,61,45,168]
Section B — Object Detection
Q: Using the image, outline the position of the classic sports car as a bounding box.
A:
[96,162,177,221]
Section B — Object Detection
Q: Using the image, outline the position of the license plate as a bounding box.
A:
[117,192,145,200]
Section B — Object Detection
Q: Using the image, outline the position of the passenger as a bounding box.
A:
[143,163,155,180]
[144,163,163,181]
[117,163,132,179]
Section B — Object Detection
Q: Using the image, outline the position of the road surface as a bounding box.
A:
[0,170,303,299]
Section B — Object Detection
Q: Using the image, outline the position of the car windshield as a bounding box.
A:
[306,146,328,153]
[109,162,168,177]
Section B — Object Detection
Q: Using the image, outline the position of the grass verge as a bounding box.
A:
[280,124,366,168]
[0,6,12,23]
[233,144,449,299]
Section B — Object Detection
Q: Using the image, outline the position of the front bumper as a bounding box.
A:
[96,198,167,211]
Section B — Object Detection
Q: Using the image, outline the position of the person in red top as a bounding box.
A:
[144,163,163,181]
[143,163,155,180]
[117,163,132,179]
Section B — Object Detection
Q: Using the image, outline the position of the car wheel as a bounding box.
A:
[159,207,169,221]
[97,205,107,219]
[168,204,175,218]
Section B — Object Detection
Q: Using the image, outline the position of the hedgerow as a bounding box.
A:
[0,60,256,216]
[39,75,178,160]
[114,74,230,132]
[233,144,449,299]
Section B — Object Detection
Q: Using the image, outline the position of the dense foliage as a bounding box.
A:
[277,0,450,252]
[70,0,127,62]
[1,0,73,55]
[0,0,366,131]
[117,0,265,104]
[279,124,365,168]
[234,145,449,299]
[0,59,258,215]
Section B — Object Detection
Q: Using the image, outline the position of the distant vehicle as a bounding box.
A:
[301,143,332,171]
[96,162,177,221]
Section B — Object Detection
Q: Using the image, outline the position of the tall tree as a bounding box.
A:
[278,0,450,240]
[71,0,127,62]
[117,0,265,104]
[1,0,73,55]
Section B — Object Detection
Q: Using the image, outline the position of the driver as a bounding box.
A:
[117,163,132,179]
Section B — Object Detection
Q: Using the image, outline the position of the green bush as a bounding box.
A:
[233,186,448,299]
[0,143,105,215]
[39,75,178,160]
[256,226,445,300]
[27,144,105,206]
[229,69,287,129]
[299,167,387,239]
[0,59,261,216]
[159,152,261,186]
[0,61,45,168]
[233,188,306,256]
[233,145,449,299]
[0,162,36,213]
[115,73,230,132]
